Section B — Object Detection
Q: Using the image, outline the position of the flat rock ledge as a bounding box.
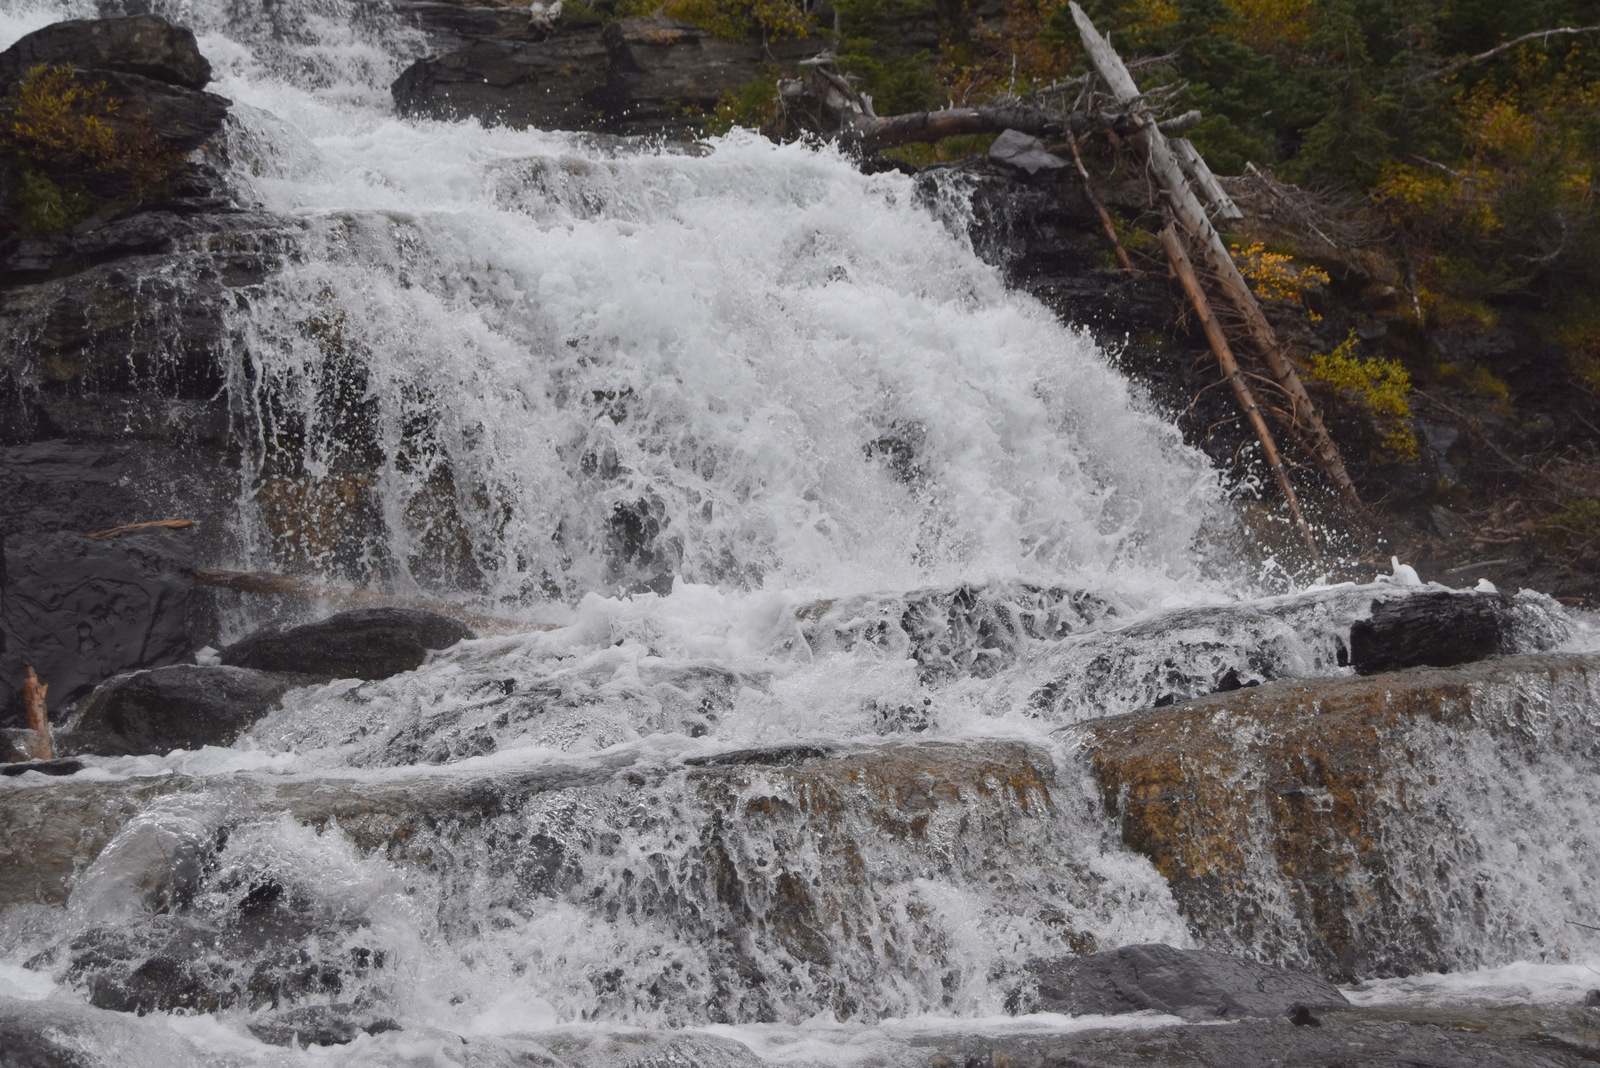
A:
[1068,651,1600,981]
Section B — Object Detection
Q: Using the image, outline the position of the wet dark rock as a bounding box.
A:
[0,15,213,91]
[1027,943,1348,1020]
[246,1004,403,1047]
[218,607,476,680]
[66,873,385,1015]
[0,758,84,777]
[391,18,824,135]
[0,529,196,726]
[391,30,610,128]
[1349,590,1516,674]
[62,664,307,756]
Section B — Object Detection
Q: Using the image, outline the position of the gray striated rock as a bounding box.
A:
[218,607,476,680]
[1028,943,1349,1020]
[0,529,196,725]
[63,664,309,756]
[988,129,1068,176]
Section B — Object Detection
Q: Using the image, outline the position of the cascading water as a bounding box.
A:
[4,0,1600,1062]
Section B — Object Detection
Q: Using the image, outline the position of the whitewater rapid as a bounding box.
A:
[5,0,1600,1062]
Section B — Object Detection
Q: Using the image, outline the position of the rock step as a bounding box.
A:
[1070,651,1600,980]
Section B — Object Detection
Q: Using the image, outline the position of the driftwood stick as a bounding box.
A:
[1068,134,1133,270]
[1070,2,1369,521]
[195,568,553,636]
[88,518,196,538]
[1161,227,1319,560]
[22,667,51,761]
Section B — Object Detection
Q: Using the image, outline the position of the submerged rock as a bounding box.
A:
[62,665,308,756]
[1026,943,1348,1020]
[217,607,476,681]
[1071,652,1600,980]
[245,1004,402,1047]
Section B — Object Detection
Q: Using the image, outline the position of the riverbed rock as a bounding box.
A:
[217,607,476,680]
[1027,943,1348,1020]
[0,529,196,726]
[1069,652,1600,981]
[62,665,308,756]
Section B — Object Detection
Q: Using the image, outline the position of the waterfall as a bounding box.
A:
[4,0,1599,1062]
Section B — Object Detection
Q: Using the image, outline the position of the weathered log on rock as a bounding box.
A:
[1349,589,1519,675]
[217,607,476,681]
[1026,943,1348,1020]
[1069,653,1600,981]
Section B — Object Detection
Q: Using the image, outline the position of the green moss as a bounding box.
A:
[878,132,996,165]
[13,166,91,233]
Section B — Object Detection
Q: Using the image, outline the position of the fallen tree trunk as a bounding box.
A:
[1160,227,1317,558]
[1069,2,1369,521]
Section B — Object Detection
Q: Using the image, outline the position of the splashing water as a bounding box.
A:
[3,0,1599,1061]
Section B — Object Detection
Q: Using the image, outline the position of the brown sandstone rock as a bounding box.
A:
[1069,652,1600,980]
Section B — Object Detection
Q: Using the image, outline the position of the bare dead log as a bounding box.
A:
[1068,135,1132,270]
[88,518,196,538]
[22,668,51,761]
[195,568,552,635]
[1070,2,1369,521]
[779,59,1107,151]
[1160,227,1318,559]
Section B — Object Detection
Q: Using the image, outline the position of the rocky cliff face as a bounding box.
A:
[0,17,286,563]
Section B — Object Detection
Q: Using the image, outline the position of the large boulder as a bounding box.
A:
[390,30,610,128]
[1069,652,1600,980]
[217,607,475,680]
[62,664,307,756]
[0,15,212,90]
[391,17,826,135]
[1027,943,1348,1020]
[0,529,196,725]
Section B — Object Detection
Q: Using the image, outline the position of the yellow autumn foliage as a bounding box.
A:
[1308,331,1418,459]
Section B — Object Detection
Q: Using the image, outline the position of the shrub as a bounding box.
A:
[1308,330,1418,459]
[1,64,185,233]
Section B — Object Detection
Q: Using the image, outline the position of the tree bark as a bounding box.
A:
[1070,2,1369,520]
[1160,227,1318,559]
[1069,135,1132,270]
